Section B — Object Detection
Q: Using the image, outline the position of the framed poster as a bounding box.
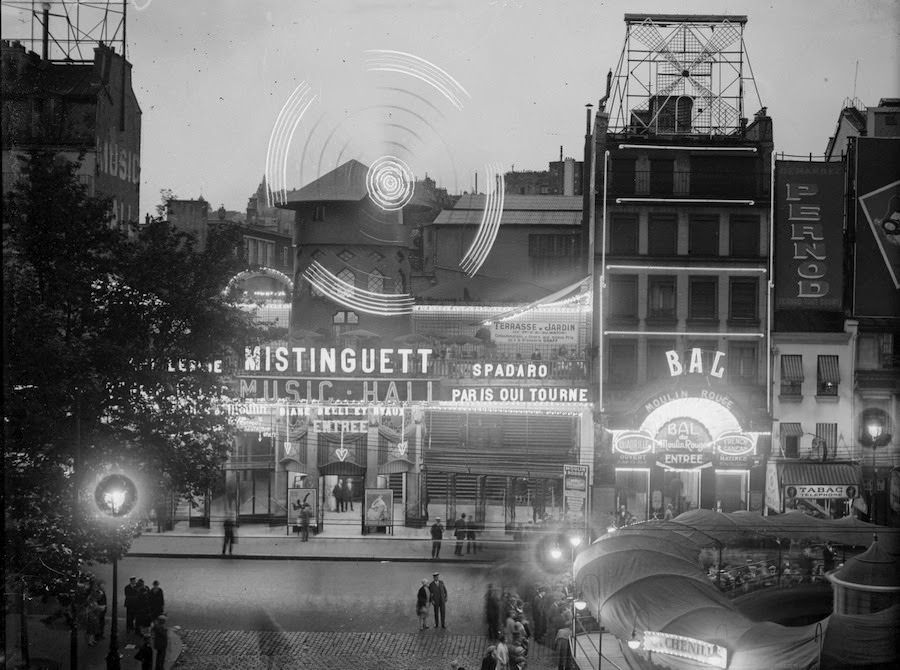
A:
[563,464,589,532]
[287,487,317,534]
[363,488,393,534]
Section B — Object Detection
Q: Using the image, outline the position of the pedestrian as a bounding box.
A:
[299,502,311,541]
[149,580,165,619]
[799,545,814,583]
[125,576,139,634]
[429,571,448,629]
[430,516,445,559]
[135,579,153,637]
[417,578,431,630]
[531,586,546,643]
[664,503,674,520]
[134,635,154,670]
[822,541,836,573]
[342,478,354,512]
[485,583,501,640]
[223,515,236,555]
[84,583,103,646]
[455,513,467,556]
[94,581,107,640]
[480,645,498,670]
[333,479,344,512]
[494,632,510,670]
[151,615,168,670]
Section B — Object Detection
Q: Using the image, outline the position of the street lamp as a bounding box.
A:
[865,421,892,524]
[94,474,138,670]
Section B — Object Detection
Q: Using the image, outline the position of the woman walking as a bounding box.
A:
[416,578,431,630]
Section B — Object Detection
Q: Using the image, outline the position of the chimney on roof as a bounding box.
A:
[41,2,50,60]
[560,145,563,161]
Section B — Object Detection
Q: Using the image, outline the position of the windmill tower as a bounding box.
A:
[607,14,762,136]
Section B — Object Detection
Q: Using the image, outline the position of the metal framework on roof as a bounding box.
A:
[607,13,762,136]
[1,0,126,63]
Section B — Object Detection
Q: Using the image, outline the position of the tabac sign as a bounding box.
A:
[642,632,727,669]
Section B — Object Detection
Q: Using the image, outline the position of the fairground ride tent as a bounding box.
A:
[574,513,900,669]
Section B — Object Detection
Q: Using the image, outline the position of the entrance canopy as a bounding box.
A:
[318,461,366,477]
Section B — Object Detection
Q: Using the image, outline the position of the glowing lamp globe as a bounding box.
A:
[94,473,138,518]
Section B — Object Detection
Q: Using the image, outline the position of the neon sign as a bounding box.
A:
[642,631,727,669]
[665,348,725,378]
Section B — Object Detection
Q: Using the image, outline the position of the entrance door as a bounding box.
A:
[665,470,701,515]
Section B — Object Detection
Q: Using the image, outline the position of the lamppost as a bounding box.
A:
[94,473,138,670]
[552,534,585,663]
[865,421,892,524]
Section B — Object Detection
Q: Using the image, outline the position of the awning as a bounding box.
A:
[378,458,413,475]
[780,422,803,437]
[818,355,841,384]
[780,462,860,486]
[318,461,366,477]
[780,355,804,382]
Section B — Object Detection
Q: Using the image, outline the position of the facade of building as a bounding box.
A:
[1,39,142,228]
[590,14,773,525]
[504,153,584,196]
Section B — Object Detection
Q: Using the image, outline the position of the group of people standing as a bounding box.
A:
[331,478,355,512]
[429,513,478,559]
[125,576,169,669]
[416,572,449,630]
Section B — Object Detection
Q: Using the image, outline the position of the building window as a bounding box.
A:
[367,269,385,294]
[313,204,325,222]
[816,355,840,396]
[610,158,636,195]
[729,342,758,384]
[688,277,717,321]
[337,249,356,262]
[282,247,289,268]
[608,275,638,321]
[609,214,638,254]
[529,234,582,276]
[607,340,636,386]
[647,276,676,321]
[729,215,760,256]
[649,159,674,196]
[647,339,676,381]
[336,268,356,298]
[814,423,838,460]
[332,310,359,337]
[780,355,804,398]
[368,250,385,262]
[729,278,758,323]
[689,215,719,256]
[781,423,802,458]
[647,214,677,256]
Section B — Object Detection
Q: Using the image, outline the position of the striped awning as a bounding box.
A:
[818,355,841,384]
[781,462,861,486]
[781,355,804,382]
[780,422,803,437]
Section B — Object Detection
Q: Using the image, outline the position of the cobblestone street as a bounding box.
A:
[174,629,560,669]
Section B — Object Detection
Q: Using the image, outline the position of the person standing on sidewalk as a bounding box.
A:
[333,479,345,512]
[149,580,165,620]
[134,635,154,670]
[466,517,478,555]
[94,580,107,640]
[342,478,354,512]
[430,517,445,559]
[125,576,139,634]
[151,615,168,670]
[299,502,311,541]
[223,515,236,555]
[416,578,431,630]
[429,571,448,629]
[454,514,467,556]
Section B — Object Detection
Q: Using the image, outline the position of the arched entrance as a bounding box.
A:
[318,460,366,533]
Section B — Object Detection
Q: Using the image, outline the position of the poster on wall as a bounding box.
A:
[563,464,589,531]
[364,488,393,533]
[490,319,578,346]
[774,160,844,310]
[287,487,317,532]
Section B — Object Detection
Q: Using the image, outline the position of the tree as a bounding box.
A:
[3,151,258,661]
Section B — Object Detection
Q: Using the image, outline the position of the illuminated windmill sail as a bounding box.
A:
[607,14,762,136]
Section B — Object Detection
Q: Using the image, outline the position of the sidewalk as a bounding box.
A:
[5,615,182,670]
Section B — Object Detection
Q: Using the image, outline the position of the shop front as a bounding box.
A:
[607,382,766,523]
[764,460,863,518]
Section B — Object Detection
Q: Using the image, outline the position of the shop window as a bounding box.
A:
[688,214,719,256]
[647,214,677,256]
[608,275,638,321]
[729,215,760,257]
[780,354,804,398]
[607,340,636,386]
[615,469,649,523]
[816,355,840,397]
[729,277,758,323]
[647,276,676,321]
[729,342,758,384]
[609,214,638,254]
[688,277,717,321]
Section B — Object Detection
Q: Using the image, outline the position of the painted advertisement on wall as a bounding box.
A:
[774,160,844,310]
[854,138,900,316]
[491,319,578,346]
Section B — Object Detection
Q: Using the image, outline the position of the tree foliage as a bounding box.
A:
[3,151,257,613]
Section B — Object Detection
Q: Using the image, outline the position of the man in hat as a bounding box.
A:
[124,576,138,634]
[430,516,445,559]
[429,572,448,629]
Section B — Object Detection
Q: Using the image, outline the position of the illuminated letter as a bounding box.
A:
[340,348,354,373]
[317,380,333,401]
[689,348,703,374]
[797,261,826,279]
[785,183,818,201]
[798,281,830,297]
[665,350,683,376]
[274,346,289,372]
[788,204,821,221]
[710,351,725,378]
[790,223,825,241]
[244,346,261,371]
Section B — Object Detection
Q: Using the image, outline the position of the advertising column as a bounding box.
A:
[563,464,590,534]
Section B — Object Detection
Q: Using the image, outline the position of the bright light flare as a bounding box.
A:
[366,155,415,211]
[460,164,505,277]
[365,50,470,111]
[265,82,318,207]
[302,261,414,316]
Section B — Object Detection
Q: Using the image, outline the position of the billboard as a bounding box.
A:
[854,138,900,317]
[774,160,844,310]
[363,489,393,531]
[563,464,589,530]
